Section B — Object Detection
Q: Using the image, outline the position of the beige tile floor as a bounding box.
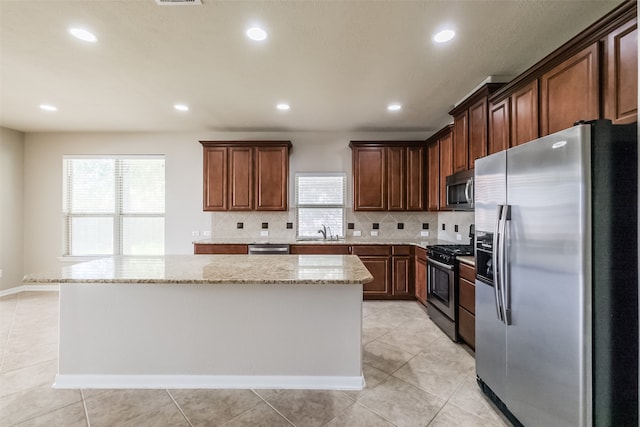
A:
[0,292,510,427]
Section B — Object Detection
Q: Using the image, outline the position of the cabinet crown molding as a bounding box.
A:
[200,140,292,149]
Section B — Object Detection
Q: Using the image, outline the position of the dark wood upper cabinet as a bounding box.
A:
[468,98,488,167]
[426,140,440,211]
[450,83,504,172]
[511,80,539,146]
[351,145,386,211]
[488,98,510,155]
[350,142,425,211]
[387,146,406,211]
[406,146,425,211]
[203,146,228,211]
[200,141,291,212]
[604,17,638,124]
[452,111,468,173]
[255,145,289,211]
[540,43,600,136]
[228,147,253,210]
[439,131,453,210]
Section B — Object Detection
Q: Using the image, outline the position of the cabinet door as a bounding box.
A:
[406,146,425,211]
[604,18,638,125]
[511,80,539,146]
[427,142,439,211]
[360,257,390,297]
[289,245,350,255]
[415,254,427,305]
[392,256,412,296]
[439,132,453,210]
[488,98,510,155]
[255,146,288,210]
[203,147,228,211]
[228,147,253,210]
[353,147,386,211]
[458,307,475,349]
[387,146,406,211]
[453,111,468,173]
[468,98,488,167]
[194,244,248,254]
[540,43,599,135]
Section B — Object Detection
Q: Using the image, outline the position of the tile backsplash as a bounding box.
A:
[209,209,474,243]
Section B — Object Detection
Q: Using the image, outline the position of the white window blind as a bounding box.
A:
[63,156,165,256]
[295,173,346,239]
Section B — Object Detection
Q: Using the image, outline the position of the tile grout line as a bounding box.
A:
[250,389,297,427]
[165,389,194,427]
[0,295,19,373]
[80,389,91,427]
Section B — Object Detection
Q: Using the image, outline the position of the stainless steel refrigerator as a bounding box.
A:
[474,120,638,426]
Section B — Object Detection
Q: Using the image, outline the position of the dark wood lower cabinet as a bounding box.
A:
[289,244,350,255]
[415,247,427,305]
[194,244,248,254]
[458,262,476,349]
[359,257,390,297]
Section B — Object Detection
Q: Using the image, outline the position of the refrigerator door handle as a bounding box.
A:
[499,205,512,325]
[493,205,505,323]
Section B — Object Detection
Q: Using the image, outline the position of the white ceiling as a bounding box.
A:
[0,0,625,134]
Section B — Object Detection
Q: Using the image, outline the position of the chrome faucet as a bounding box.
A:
[318,224,327,239]
[326,225,333,240]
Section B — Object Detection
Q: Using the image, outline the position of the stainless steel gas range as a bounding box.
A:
[425,244,473,342]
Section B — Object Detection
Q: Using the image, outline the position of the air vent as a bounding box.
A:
[155,0,202,5]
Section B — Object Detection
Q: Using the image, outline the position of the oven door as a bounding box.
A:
[427,258,456,320]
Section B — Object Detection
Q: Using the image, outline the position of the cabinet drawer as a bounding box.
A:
[459,262,476,282]
[459,278,475,314]
[289,245,350,255]
[458,307,475,349]
[194,244,248,254]
[351,245,391,256]
[392,245,412,256]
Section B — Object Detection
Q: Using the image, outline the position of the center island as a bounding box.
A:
[23,254,373,390]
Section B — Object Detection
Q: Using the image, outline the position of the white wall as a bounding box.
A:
[0,127,25,292]
[22,130,435,276]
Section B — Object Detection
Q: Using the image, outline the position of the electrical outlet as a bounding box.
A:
[456,233,462,241]
[420,230,429,237]
[202,230,211,237]
[0,269,3,279]
[191,231,200,237]
[370,230,379,237]
[353,230,362,237]
[260,230,269,237]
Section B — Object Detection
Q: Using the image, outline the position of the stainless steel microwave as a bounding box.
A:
[445,169,474,210]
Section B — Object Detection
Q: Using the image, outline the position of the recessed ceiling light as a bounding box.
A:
[39,104,58,112]
[387,103,402,112]
[276,103,290,111]
[174,104,189,112]
[68,27,98,43]
[433,29,455,43]
[246,27,268,41]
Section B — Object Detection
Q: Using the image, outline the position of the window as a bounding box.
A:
[63,156,165,256]
[295,173,346,239]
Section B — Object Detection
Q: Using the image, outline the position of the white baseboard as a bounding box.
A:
[54,374,365,390]
[0,284,59,297]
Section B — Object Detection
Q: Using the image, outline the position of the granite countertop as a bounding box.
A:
[23,255,374,285]
[457,255,475,266]
[194,237,457,249]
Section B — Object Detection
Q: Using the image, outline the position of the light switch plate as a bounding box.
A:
[260,230,269,237]
[420,230,429,237]
[353,230,362,237]
[202,230,211,237]
[370,230,379,237]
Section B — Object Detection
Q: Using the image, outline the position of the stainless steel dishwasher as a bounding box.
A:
[247,244,290,255]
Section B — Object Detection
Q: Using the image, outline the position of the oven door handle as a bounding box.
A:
[427,258,454,271]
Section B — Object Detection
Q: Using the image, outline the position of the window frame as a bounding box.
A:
[62,155,165,257]
[295,172,346,240]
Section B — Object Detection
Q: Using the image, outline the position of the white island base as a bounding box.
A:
[56,282,364,390]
